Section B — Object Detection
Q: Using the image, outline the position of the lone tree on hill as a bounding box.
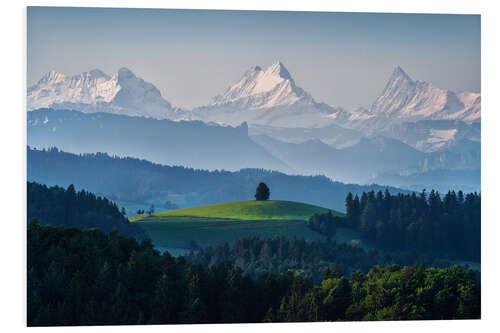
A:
[255,182,270,201]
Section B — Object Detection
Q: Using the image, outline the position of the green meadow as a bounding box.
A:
[129,200,368,253]
[130,200,341,222]
[134,216,324,249]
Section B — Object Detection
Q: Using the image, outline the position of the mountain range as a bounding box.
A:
[27,107,479,189]
[28,62,480,152]
[27,108,290,173]
[27,62,481,191]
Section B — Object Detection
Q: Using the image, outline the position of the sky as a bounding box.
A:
[27,7,481,110]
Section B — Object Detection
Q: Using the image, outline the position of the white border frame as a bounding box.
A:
[2,1,499,332]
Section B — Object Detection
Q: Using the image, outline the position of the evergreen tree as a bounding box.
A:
[345,192,354,217]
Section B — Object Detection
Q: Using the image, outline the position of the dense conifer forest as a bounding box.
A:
[343,189,481,261]
[28,222,480,326]
[186,236,447,283]
[27,181,145,239]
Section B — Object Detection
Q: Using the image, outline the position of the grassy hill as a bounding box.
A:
[131,200,355,255]
[130,200,342,222]
[134,217,329,254]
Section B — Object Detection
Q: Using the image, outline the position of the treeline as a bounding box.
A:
[28,223,480,326]
[27,146,404,212]
[344,189,480,261]
[306,210,342,238]
[186,236,449,283]
[27,181,145,239]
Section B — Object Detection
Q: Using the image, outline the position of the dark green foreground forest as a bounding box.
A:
[28,222,480,326]
[186,236,448,283]
[27,181,481,325]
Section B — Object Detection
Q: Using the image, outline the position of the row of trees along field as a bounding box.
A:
[344,189,480,261]
[28,222,480,326]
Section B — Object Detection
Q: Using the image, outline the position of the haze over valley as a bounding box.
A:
[27,61,480,193]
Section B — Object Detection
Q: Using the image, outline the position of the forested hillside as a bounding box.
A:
[344,189,481,261]
[27,181,145,239]
[186,236,446,282]
[28,223,480,326]
[27,146,405,212]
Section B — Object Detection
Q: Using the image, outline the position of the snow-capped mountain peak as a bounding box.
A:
[369,66,479,123]
[325,65,481,151]
[381,66,415,96]
[28,68,188,120]
[191,61,343,128]
[29,69,120,106]
[267,60,293,80]
[389,66,413,84]
[211,61,312,109]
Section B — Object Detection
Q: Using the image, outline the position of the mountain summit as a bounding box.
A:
[210,61,314,110]
[330,66,480,131]
[370,66,479,123]
[388,66,413,85]
[323,66,481,152]
[27,68,188,120]
[193,61,342,127]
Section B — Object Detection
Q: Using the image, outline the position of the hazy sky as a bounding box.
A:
[27,7,480,110]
